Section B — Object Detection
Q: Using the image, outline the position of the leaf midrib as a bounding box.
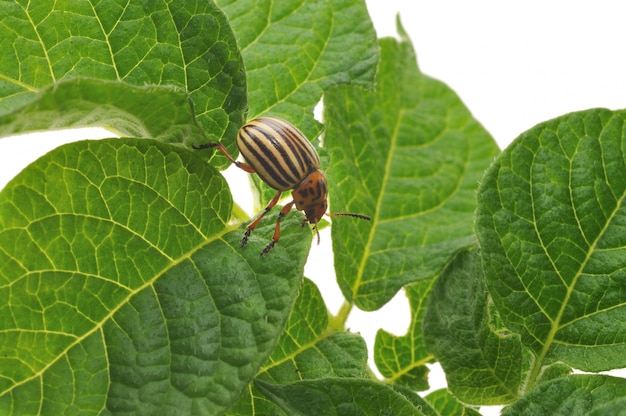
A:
[351,109,403,299]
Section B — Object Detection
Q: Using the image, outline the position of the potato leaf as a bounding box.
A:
[324,20,499,309]
[0,139,311,414]
[476,109,626,377]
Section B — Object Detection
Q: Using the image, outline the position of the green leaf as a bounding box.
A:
[424,389,482,416]
[0,78,204,144]
[227,278,368,415]
[217,0,378,136]
[0,0,246,143]
[374,280,433,391]
[324,20,499,310]
[501,375,626,416]
[423,248,523,405]
[476,108,626,376]
[0,139,311,414]
[255,378,426,416]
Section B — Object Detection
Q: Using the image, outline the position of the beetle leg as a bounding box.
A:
[312,223,321,245]
[241,191,282,248]
[193,142,255,173]
[262,200,295,256]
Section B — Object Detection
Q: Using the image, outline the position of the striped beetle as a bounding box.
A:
[194,117,371,255]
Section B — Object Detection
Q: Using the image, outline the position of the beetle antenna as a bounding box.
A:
[327,212,372,221]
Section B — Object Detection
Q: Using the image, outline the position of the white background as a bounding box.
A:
[1,1,625,414]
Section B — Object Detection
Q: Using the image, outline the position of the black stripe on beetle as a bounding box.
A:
[239,126,296,190]
[237,118,318,191]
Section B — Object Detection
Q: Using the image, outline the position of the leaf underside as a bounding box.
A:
[0,0,247,149]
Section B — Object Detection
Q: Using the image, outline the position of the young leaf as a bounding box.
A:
[255,378,426,416]
[0,0,246,144]
[476,108,626,378]
[501,375,626,415]
[424,389,482,416]
[423,248,523,405]
[374,280,434,391]
[324,20,500,310]
[0,139,311,414]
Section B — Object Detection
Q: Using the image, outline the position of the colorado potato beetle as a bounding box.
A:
[194,117,371,255]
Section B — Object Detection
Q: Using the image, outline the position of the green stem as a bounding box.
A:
[329,300,353,331]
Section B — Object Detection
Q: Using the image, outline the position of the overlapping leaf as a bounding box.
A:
[476,109,626,374]
[423,248,523,405]
[0,0,246,144]
[324,21,499,310]
[227,278,368,415]
[255,378,425,416]
[0,79,202,144]
[260,279,368,382]
[0,139,311,414]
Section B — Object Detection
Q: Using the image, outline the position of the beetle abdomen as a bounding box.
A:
[237,117,321,191]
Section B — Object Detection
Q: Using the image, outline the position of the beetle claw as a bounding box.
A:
[261,241,275,257]
[241,229,251,247]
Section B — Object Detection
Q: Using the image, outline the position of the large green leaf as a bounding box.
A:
[476,108,626,375]
[423,248,523,405]
[324,20,499,310]
[0,0,246,144]
[0,139,311,414]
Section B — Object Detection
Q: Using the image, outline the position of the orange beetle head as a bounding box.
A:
[291,169,371,245]
[292,170,328,226]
